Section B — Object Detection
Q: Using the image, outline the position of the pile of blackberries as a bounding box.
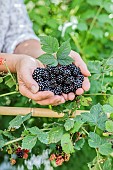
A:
[32,64,84,95]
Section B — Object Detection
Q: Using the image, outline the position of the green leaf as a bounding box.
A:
[90,28,103,39]
[22,135,37,150]
[74,138,85,150]
[105,120,113,132]
[88,61,102,74]
[22,112,32,122]
[57,40,73,65]
[38,54,58,66]
[88,132,102,149]
[77,22,88,31]
[88,156,102,170]
[103,104,113,114]
[70,121,83,133]
[64,118,74,131]
[0,77,3,83]
[80,96,92,106]
[39,36,59,53]
[58,56,74,65]
[103,158,112,170]
[61,133,74,154]
[87,0,102,6]
[108,95,113,107]
[9,115,23,129]
[0,135,5,148]
[99,143,112,156]
[81,104,107,130]
[28,126,49,144]
[49,126,64,143]
[5,77,15,88]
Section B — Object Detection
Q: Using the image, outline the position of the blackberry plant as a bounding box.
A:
[32,36,84,95]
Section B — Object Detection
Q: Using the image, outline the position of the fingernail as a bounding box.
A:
[31,85,39,93]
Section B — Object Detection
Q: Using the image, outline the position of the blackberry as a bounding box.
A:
[53,86,62,95]
[72,67,80,76]
[77,75,84,81]
[16,148,24,158]
[64,76,75,85]
[62,85,71,94]
[67,64,75,72]
[52,66,60,75]
[63,69,71,77]
[50,74,56,80]
[56,75,64,84]
[74,80,82,89]
[59,66,67,74]
[49,79,57,89]
[42,70,50,80]
[38,82,45,91]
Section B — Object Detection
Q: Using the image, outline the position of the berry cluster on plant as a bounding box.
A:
[32,64,84,95]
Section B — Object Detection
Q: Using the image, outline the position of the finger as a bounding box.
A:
[82,77,90,91]
[67,93,75,101]
[19,84,54,101]
[62,93,68,101]
[70,51,90,76]
[75,88,84,95]
[35,96,65,106]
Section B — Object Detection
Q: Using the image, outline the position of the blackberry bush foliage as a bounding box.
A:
[32,36,84,95]
[0,36,113,170]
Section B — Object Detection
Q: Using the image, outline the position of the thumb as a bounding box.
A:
[20,71,39,94]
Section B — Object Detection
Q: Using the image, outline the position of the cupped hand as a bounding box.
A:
[62,50,90,101]
[15,55,65,105]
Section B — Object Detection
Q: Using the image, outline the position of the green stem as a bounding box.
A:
[4,137,23,146]
[83,93,111,96]
[0,91,19,97]
[82,127,89,135]
[83,5,103,49]
[96,149,103,170]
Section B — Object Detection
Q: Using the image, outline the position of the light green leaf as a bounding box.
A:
[5,77,15,88]
[57,40,71,57]
[103,104,113,114]
[74,138,85,150]
[81,104,107,130]
[88,132,102,149]
[0,135,5,148]
[22,112,32,122]
[0,77,3,83]
[49,126,64,143]
[9,115,23,129]
[108,95,113,107]
[80,96,92,106]
[58,56,74,65]
[28,126,49,144]
[39,36,59,53]
[87,0,102,6]
[38,54,58,66]
[88,61,102,74]
[22,135,37,150]
[64,118,74,131]
[70,121,83,133]
[103,158,112,170]
[61,133,74,154]
[99,143,112,156]
[90,28,103,39]
[77,22,88,31]
[105,120,113,132]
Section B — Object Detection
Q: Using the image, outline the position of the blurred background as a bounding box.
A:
[0,0,113,169]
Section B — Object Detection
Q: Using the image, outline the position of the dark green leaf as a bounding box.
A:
[0,135,5,148]
[5,77,15,88]
[0,77,3,83]
[103,158,112,170]
[70,121,83,133]
[9,115,23,129]
[58,56,74,65]
[38,54,58,66]
[99,143,112,156]
[39,36,59,53]
[22,112,32,122]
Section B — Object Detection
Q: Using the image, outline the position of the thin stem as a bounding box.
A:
[4,61,17,86]
[82,127,89,135]
[83,93,111,96]
[4,137,23,146]
[94,126,97,133]
[0,91,19,98]
[83,5,103,49]
[96,149,103,170]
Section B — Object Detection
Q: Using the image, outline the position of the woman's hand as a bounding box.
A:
[62,50,90,101]
[15,55,65,105]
